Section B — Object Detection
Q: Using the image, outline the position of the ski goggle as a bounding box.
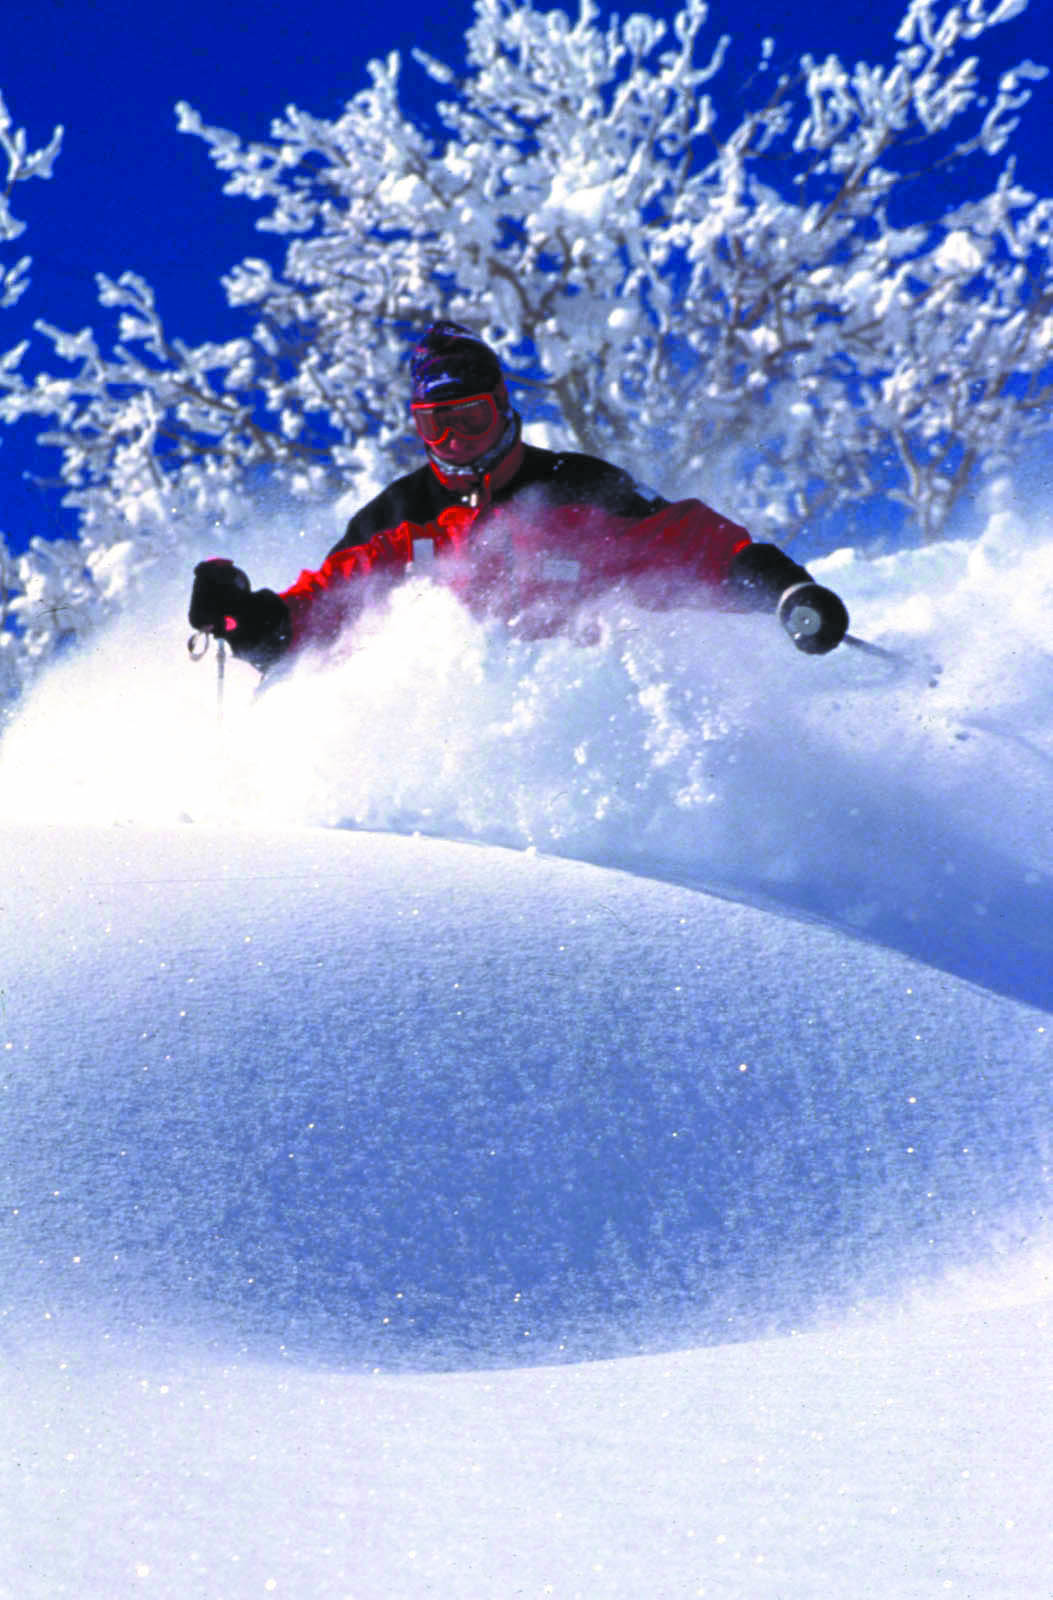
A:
[411,392,500,446]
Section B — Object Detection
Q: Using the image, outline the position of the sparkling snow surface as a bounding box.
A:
[2,489,1052,1596]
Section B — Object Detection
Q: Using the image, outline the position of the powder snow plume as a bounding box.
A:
[2,479,1053,1004]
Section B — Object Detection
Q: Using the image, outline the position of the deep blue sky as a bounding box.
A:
[2,0,1049,550]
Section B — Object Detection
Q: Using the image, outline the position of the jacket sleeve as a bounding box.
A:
[280,529,412,647]
[615,502,827,609]
[602,499,752,589]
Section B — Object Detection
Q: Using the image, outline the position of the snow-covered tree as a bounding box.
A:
[0,93,64,705]
[0,0,1051,707]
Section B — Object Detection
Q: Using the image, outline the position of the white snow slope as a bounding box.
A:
[1,493,1052,1598]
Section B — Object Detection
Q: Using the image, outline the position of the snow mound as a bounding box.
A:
[4,824,1049,1370]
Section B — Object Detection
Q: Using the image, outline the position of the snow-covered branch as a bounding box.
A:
[0,91,63,315]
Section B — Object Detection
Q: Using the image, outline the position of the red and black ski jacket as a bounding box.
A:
[273,444,754,658]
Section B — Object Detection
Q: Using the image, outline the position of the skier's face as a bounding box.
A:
[412,392,505,464]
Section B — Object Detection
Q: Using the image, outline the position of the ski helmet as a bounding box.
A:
[410,321,504,405]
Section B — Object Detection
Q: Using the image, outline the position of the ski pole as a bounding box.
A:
[843,630,942,686]
[215,635,227,719]
[188,630,227,722]
[842,632,905,665]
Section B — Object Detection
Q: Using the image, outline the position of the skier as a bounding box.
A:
[188,321,849,672]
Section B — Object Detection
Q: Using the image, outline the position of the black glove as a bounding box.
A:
[188,559,252,634]
[188,559,292,671]
[777,582,849,655]
[726,543,848,654]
